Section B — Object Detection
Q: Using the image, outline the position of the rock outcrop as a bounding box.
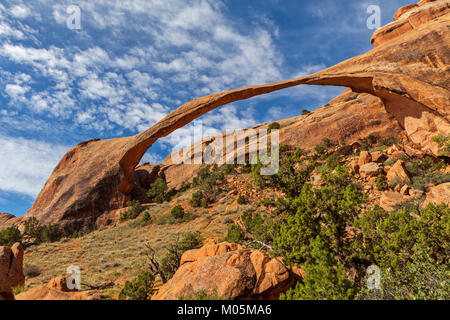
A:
[387,160,412,185]
[372,0,450,47]
[152,242,299,300]
[1,0,446,231]
[423,182,450,206]
[0,243,25,300]
[16,276,104,300]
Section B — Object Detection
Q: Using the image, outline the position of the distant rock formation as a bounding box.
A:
[2,0,448,231]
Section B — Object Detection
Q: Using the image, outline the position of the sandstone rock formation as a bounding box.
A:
[380,191,406,211]
[387,160,412,185]
[1,0,447,231]
[360,163,383,178]
[152,242,299,300]
[16,276,104,300]
[0,243,25,300]
[423,182,450,206]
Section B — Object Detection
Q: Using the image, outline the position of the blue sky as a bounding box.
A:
[0,0,409,216]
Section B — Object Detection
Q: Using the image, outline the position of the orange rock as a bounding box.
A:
[371,151,388,163]
[387,160,411,185]
[0,242,24,300]
[360,163,383,178]
[47,276,75,292]
[358,151,372,167]
[380,191,406,211]
[16,276,104,300]
[423,183,450,206]
[153,242,298,300]
[394,4,419,20]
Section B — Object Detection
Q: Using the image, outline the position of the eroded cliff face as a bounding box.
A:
[2,0,447,231]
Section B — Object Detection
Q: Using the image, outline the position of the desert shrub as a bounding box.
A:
[129,211,152,227]
[0,227,22,246]
[314,138,337,158]
[147,178,170,203]
[270,148,316,197]
[178,181,191,193]
[345,93,359,102]
[156,209,196,225]
[70,226,90,239]
[353,203,449,271]
[403,156,449,191]
[432,134,450,157]
[281,237,356,300]
[237,195,246,205]
[41,224,62,242]
[141,212,152,224]
[190,190,204,207]
[148,232,203,282]
[241,211,277,249]
[23,217,43,241]
[378,137,399,147]
[191,165,230,204]
[301,109,311,115]
[267,122,281,133]
[222,225,246,244]
[357,248,449,300]
[120,200,145,222]
[170,205,185,220]
[23,264,41,278]
[376,174,388,191]
[326,153,342,170]
[274,166,367,299]
[119,271,156,300]
[410,172,450,191]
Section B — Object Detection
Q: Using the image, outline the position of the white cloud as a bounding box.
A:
[0,21,25,39]
[5,84,28,99]
[0,135,68,197]
[9,5,31,19]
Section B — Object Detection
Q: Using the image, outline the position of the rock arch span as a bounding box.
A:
[21,1,450,230]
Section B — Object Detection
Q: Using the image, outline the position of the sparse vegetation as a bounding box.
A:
[118,271,156,300]
[120,200,145,222]
[432,134,450,157]
[237,195,246,205]
[301,109,311,115]
[146,232,203,283]
[267,122,281,133]
[376,174,388,191]
[0,227,22,246]
[378,136,399,147]
[147,178,175,204]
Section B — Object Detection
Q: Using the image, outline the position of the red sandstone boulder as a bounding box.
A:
[423,183,450,206]
[0,243,25,300]
[387,160,411,185]
[16,276,104,300]
[152,242,299,300]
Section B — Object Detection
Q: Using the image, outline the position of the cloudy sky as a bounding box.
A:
[0,0,409,216]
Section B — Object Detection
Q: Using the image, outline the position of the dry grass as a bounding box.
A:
[22,189,248,299]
